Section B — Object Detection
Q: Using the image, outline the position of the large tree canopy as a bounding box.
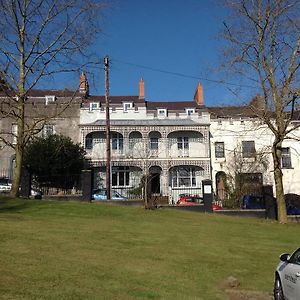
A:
[23,134,86,189]
[0,0,105,89]
[222,0,300,223]
[0,0,107,197]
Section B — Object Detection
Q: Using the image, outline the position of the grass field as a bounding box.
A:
[0,198,299,299]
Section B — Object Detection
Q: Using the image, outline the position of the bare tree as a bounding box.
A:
[221,144,270,208]
[127,135,160,209]
[0,0,107,197]
[222,0,300,223]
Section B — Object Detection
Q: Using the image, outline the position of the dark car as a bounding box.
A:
[286,204,300,215]
[241,195,265,209]
[285,193,300,215]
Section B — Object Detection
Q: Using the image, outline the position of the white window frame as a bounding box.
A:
[242,140,256,158]
[89,102,99,111]
[177,137,189,150]
[281,147,292,169]
[112,166,130,187]
[43,124,55,137]
[11,124,18,144]
[45,95,55,105]
[149,137,159,150]
[171,167,196,188]
[111,133,123,151]
[157,108,167,117]
[215,142,225,158]
[177,137,189,157]
[123,102,133,112]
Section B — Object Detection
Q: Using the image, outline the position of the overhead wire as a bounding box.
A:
[111,58,258,89]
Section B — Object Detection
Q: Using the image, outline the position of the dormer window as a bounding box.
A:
[89,102,99,111]
[123,102,133,112]
[45,95,55,105]
[42,124,55,137]
[186,108,195,116]
[157,108,167,117]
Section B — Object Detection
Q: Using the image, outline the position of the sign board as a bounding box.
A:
[204,185,212,194]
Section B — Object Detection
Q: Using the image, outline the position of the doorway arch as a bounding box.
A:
[216,171,227,201]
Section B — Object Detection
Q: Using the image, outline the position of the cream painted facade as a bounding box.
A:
[210,115,300,199]
[1,76,299,202]
[79,96,211,203]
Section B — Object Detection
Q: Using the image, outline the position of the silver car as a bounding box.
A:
[0,177,12,192]
[274,247,300,300]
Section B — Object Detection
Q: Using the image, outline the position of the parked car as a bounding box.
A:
[285,194,300,215]
[274,247,300,300]
[212,203,222,211]
[176,194,222,211]
[92,189,127,201]
[176,195,204,205]
[0,177,12,192]
[241,195,265,209]
[30,189,43,199]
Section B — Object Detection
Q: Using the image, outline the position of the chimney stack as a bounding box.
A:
[138,78,145,99]
[194,82,204,106]
[79,72,89,97]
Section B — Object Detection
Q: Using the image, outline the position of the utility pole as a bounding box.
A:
[104,56,111,200]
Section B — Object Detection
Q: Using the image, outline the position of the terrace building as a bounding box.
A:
[80,80,212,202]
[209,99,300,202]
[0,87,84,178]
[1,73,299,203]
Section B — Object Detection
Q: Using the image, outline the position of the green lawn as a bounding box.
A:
[0,198,298,300]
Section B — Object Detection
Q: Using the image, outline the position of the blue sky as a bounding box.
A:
[65,0,257,106]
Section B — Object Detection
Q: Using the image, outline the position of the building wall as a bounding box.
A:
[210,117,300,198]
[0,93,82,176]
[80,102,211,203]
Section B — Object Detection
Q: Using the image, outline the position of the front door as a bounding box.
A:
[151,173,160,194]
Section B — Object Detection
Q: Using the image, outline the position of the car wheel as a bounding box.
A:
[274,276,284,300]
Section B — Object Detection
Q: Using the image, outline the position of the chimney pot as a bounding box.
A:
[79,72,89,97]
[139,78,145,99]
[194,82,204,106]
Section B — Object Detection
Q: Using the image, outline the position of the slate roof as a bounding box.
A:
[207,105,258,118]
[146,101,205,110]
[0,89,82,99]
[86,95,142,103]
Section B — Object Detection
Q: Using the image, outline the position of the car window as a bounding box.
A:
[185,197,202,203]
[94,189,106,195]
[0,178,10,185]
[289,249,300,265]
[195,197,203,203]
[185,198,194,202]
[249,196,263,204]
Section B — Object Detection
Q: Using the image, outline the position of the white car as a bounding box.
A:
[274,247,300,300]
[0,177,12,192]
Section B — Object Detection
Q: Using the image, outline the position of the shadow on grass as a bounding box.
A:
[0,198,34,214]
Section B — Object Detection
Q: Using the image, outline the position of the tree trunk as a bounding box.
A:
[272,141,287,224]
[10,145,23,197]
[10,96,25,198]
[11,17,26,198]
